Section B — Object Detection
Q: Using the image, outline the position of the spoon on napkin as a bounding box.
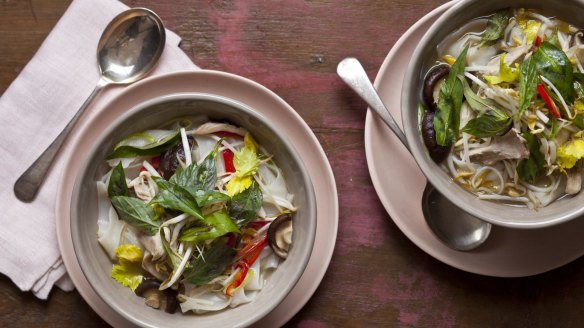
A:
[337,57,491,251]
[13,7,165,202]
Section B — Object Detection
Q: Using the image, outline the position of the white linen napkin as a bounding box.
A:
[0,0,197,299]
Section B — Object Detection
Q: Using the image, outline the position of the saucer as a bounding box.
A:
[55,70,338,326]
[365,1,584,277]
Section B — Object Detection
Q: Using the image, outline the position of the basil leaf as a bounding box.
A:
[108,162,129,198]
[462,112,511,138]
[190,189,230,207]
[434,46,468,146]
[229,181,263,228]
[573,73,584,99]
[517,132,545,184]
[170,140,220,191]
[110,196,160,235]
[532,41,574,104]
[182,243,236,285]
[459,75,501,113]
[106,131,180,159]
[518,56,538,120]
[460,76,511,137]
[149,177,205,221]
[480,10,510,46]
[179,210,240,243]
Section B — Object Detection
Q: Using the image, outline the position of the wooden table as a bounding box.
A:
[2,1,584,327]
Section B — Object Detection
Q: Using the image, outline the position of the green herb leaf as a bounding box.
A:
[517,132,545,184]
[108,162,129,198]
[182,243,236,285]
[462,112,511,138]
[179,209,240,243]
[190,190,230,207]
[434,46,468,146]
[149,177,205,221]
[106,131,180,159]
[518,56,538,120]
[459,76,499,113]
[480,10,510,46]
[229,180,263,228]
[460,76,511,137]
[170,140,220,191]
[573,73,584,99]
[532,41,574,104]
[110,196,160,235]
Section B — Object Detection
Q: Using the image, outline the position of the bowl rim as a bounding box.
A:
[70,92,317,328]
[401,0,584,229]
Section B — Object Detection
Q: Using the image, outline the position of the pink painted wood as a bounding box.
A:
[2,1,584,327]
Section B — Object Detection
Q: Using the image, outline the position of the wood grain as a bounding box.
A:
[3,1,584,327]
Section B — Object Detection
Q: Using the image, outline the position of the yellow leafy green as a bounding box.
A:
[226,133,260,196]
[517,18,541,45]
[556,139,584,170]
[574,99,584,114]
[485,54,520,85]
[111,244,144,291]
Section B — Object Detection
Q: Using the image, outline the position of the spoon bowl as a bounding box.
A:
[337,57,492,251]
[13,8,165,202]
[98,8,165,84]
[422,184,491,251]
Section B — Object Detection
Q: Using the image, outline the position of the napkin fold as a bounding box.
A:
[0,0,197,299]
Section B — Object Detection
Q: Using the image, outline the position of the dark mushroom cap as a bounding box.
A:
[158,136,195,179]
[267,214,293,259]
[164,288,179,314]
[422,64,450,112]
[135,277,161,296]
[421,111,450,163]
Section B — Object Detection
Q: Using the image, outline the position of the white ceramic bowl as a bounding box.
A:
[401,0,584,228]
[70,93,316,327]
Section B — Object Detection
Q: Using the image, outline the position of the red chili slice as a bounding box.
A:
[140,155,161,172]
[534,36,542,47]
[223,150,235,173]
[215,131,243,139]
[537,84,561,118]
[225,235,268,296]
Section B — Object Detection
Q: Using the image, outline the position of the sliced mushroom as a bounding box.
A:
[164,288,179,314]
[135,278,161,296]
[267,214,293,259]
[135,278,162,309]
[421,111,450,163]
[159,136,195,179]
[566,165,583,195]
[423,64,450,112]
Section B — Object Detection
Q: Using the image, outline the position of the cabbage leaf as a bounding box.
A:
[226,134,260,196]
[557,139,584,170]
[484,54,520,85]
[111,244,144,291]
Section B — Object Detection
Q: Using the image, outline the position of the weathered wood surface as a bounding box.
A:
[2,0,584,327]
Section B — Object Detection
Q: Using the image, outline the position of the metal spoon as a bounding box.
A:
[337,57,492,251]
[14,8,166,202]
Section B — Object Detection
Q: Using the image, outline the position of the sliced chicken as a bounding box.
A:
[469,128,529,165]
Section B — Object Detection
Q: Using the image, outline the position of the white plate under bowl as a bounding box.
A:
[56,70,338,327]
[365,1,584,277]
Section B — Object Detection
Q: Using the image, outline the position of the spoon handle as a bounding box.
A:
[13,78,108,202]
[337,57,410,151]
